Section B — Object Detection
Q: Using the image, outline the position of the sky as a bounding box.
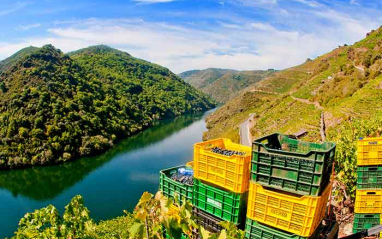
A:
[0,0,381,73]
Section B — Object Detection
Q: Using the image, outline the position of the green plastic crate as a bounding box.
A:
[245,218,322,239]
[159,165,193,205]
[193,207,224,233]
[353,213,381,233]
[193,179,247,226]
[357,166,382,189]
[251,133,336,196]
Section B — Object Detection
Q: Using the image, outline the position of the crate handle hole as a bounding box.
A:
[367,192,376,195]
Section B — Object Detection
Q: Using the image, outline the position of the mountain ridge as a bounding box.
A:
[0,44,215,169]
[179,68,276,103]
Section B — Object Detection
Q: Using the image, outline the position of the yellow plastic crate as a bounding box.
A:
[358,137,382,166]
[246,182,331,237]
[193,138,251,193]
[354,189,382,213]
[186,161,194,168]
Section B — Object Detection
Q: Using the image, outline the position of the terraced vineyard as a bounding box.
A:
[205,27,382,198]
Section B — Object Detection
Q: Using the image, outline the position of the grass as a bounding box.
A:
[204,91,278,142]
[328,75,382,119]
[251,96,322,142]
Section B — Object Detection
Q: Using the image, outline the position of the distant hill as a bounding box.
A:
[0,44,215,169]
[179,68,237,88]
[179,68,275,103]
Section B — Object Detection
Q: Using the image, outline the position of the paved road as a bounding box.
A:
[240,114,254,146]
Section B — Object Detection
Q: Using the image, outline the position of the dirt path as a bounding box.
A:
[250,89,281,95]
[354,64,365,73]
[290,95,327,141]
[290,95,323,110]
[320,112,326,141]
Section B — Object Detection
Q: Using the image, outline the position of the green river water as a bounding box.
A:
[0,109,215,238]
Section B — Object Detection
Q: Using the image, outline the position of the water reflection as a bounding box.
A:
[0,112,203,201]
[0,109,212,238]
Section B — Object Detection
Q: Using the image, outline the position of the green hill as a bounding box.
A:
[205,28,382,141]
[0,46,39,73]
[204,27,382,196]
[179,68,275,103]
[0,44,215,169]
[179,68,236,87]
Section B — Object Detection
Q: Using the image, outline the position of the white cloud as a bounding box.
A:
[17,23,41,31]
[313,9,379,41]
[229,0,277,9]
[220,22,241,29]
[250,22,275,31]
[236,0,277,5]
[0,3,380,74]
[133,0,178,3]
[288,0,322,8]
[0,2,29,16]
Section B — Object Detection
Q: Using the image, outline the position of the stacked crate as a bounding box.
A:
[159,165,194,205]
[192,138,252,233]
[160,166,194,239]
[246,133,336,238]
[353,137,382,233]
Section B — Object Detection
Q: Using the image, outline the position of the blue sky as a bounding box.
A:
[0,0,381,73]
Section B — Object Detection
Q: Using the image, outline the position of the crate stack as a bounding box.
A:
[159,165,195,239]
[353,137,382,233]
[192,138,252,234]
[246,133,336,239]
[159,165,194,205]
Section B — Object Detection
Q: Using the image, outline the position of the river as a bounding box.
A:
[0,109,215,238]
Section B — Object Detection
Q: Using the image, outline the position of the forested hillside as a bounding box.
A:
[179,68,275,103]
[0,45,214,169]
[0,46,39,73]
[205,27,382,197]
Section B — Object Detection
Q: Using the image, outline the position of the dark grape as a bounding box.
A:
[170,171,194,186]
[211,147,245,156]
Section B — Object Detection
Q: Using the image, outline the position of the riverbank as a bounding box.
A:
[1,109,215,238]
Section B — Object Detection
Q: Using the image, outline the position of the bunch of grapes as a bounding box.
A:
[211,147,245,156]
[171,172,194,186]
